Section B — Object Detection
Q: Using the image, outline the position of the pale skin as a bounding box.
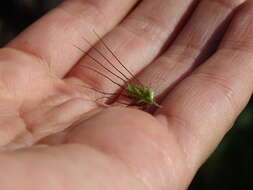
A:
[0,0,253,189]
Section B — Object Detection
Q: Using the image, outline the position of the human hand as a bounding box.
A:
[0,0,252,189]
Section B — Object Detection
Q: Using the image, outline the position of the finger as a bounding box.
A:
[157,1,253,168]
[67,0,197,93]
[7,0,138,77]
[46,0,244,145]
[137,0,246,96]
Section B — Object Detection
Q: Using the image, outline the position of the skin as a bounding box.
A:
[0,0,252,189]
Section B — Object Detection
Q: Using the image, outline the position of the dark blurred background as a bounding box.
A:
[0,0,252,189]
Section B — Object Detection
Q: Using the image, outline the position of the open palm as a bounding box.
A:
[0,0,252,189]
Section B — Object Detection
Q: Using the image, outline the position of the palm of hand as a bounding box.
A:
[0,0,252,189]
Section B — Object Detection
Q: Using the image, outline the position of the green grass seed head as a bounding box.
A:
[126,84,161,107]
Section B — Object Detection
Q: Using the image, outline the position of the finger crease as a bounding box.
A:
[193,71,237,115]
[4,47,51,73]
[207,0,241,10]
